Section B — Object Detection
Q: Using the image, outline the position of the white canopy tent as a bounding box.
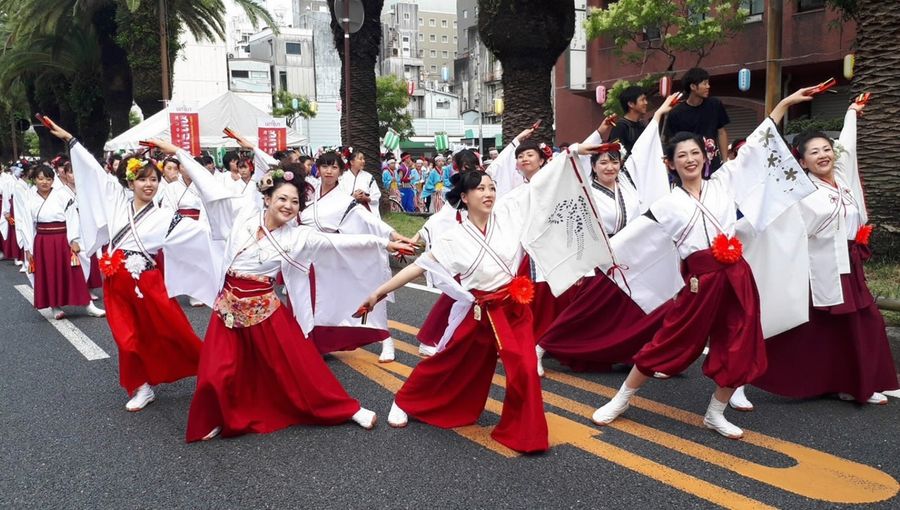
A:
[104,91,306,152]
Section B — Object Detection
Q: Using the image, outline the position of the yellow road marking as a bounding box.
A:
[337,347,776,510]
[382,320,899,504]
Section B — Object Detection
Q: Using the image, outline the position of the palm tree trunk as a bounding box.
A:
[328,0,385,203]
[93,4,134,136]
[479,0,575,146]
[853,0,900,258]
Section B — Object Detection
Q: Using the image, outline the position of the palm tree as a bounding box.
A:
[327,0,385,179]
[478,0,575,145]
[848,1,900,256]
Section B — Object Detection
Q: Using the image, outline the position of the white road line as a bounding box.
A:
[14,285,110,361]
[403,282,442,294]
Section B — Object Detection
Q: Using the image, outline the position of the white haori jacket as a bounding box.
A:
[338,170,382,218]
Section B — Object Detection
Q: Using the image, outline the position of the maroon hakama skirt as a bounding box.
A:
[2,199,22,261]
[633,249,767,389]
[519,255,577,341]
[305,263,390,354]
[417,293,456,347]
[538,271,672,372]
[103,263,201,394]
[86,254,102,289]
[396,287,549,453]
[753,242,899,402]
[186,274,361,442]
[32,222,91,309]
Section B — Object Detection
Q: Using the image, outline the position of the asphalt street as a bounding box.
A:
[0,259,898,509]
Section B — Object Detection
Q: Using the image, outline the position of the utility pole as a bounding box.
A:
[159,0,171,103]
[765,0,783,116]
[342,0,352,147]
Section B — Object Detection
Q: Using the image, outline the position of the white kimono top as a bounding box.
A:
[69,141,220,305]
[300,185,394,239]
[338,170,382,218]
[179,150,392,335]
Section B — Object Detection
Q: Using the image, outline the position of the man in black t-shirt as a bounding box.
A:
[665,67,730,174]
[609,85,647,159]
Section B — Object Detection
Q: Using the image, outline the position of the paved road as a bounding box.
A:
[1,260,898,509]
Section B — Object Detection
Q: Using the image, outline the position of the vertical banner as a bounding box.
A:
[169,104,201,156]
[258,118,288,156]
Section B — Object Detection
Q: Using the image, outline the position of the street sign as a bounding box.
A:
[333,0,364,33]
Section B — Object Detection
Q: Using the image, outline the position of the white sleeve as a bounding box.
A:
[252,147,278,180]
[176,149,240,240]
[623,118,670,212]
[834,109,867,224]
[70,141,120,253]
[485,140,525,198]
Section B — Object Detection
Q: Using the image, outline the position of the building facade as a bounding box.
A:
[553,0,856,143]
[453,0,501,125]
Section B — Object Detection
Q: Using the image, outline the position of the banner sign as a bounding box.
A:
[258,118,288,155]
[169,104,201,156]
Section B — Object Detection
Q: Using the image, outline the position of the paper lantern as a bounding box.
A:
[659,75,672,97]
[494,98,504,115]
[843,54,855,80]
[595,85,607,105]
[738,68,751,92]
[310,101,318,114]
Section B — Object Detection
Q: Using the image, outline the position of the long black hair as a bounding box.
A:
[452,149,480,173]
[446,170,490,210]
[664,132,706,186]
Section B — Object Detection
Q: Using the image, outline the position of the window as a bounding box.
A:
[403,13,410,20]
[418,33,423,41]
[231,70,249,78]
[430,50,437,57]
[279,71,287,91]
[442,50,449,58]
[441,19,448,28]
[441,35,448,43]
[431,65,437,71]
[453,20,457,28]
[402,36,409,43]
[643,26,661,40]
[463,10,467,19]
[429,18,436,27]
[418,17,423,26]
[797,0,825,11]
[285,42,302,55]
[741,0,764,15]
[430,34,436,42]
[250,71,267,79]
[436,100,450,109]
[453,35,458,44]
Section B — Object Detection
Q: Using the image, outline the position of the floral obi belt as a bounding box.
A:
[214,271,280,329]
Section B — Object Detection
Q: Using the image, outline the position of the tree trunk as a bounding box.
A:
[328,0,385,202]
[853,0,900,259]
[479,0,575,146]
[116,1,180,118]
[30,74,71,157]
[93,4,134,137]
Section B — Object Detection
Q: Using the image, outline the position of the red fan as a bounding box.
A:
[35,113,54,130]
[805,77,837,96]
[854,92,872,107]
[604,113,618,127]
[223,127,239,140]
[138,140,157,148]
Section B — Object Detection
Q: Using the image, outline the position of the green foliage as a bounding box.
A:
[128,110,142,127]
[376,75,414,139]
[603,75,662,116]
[382,211,427,238]
[272,90,317,127]
[825,0,859,21]
[24,131,40,156]
[784,117,845,135]
[584,0,749,71]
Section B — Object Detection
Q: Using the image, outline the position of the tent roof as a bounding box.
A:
[104,91,306,152]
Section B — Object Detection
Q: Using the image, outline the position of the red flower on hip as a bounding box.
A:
[508,275,535,305]
[99,250,125,277]
[855,224,874,246]
[711,234,743,264]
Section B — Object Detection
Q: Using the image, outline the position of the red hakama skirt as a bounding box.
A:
[32,222,91,309]
[186,274,361,442]
[395,286,549,453]
[2,198,22,261]
[103,263,201,394]
[633,249,767,389]
[538,270,671,372]
[753,242,899,402]
[86,254,102,289]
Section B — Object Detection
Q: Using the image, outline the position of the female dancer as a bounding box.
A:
[592,87,817,439]
[46,118,210,412]
[170,139,413,441]
[301,150,409,361]
[58,161,103,293]
[0,166,23,263]
[338,149,381,218]
[536,95,679,375]
[20,163,105,319]
[359,142,600,453]
[738,100,898,407]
